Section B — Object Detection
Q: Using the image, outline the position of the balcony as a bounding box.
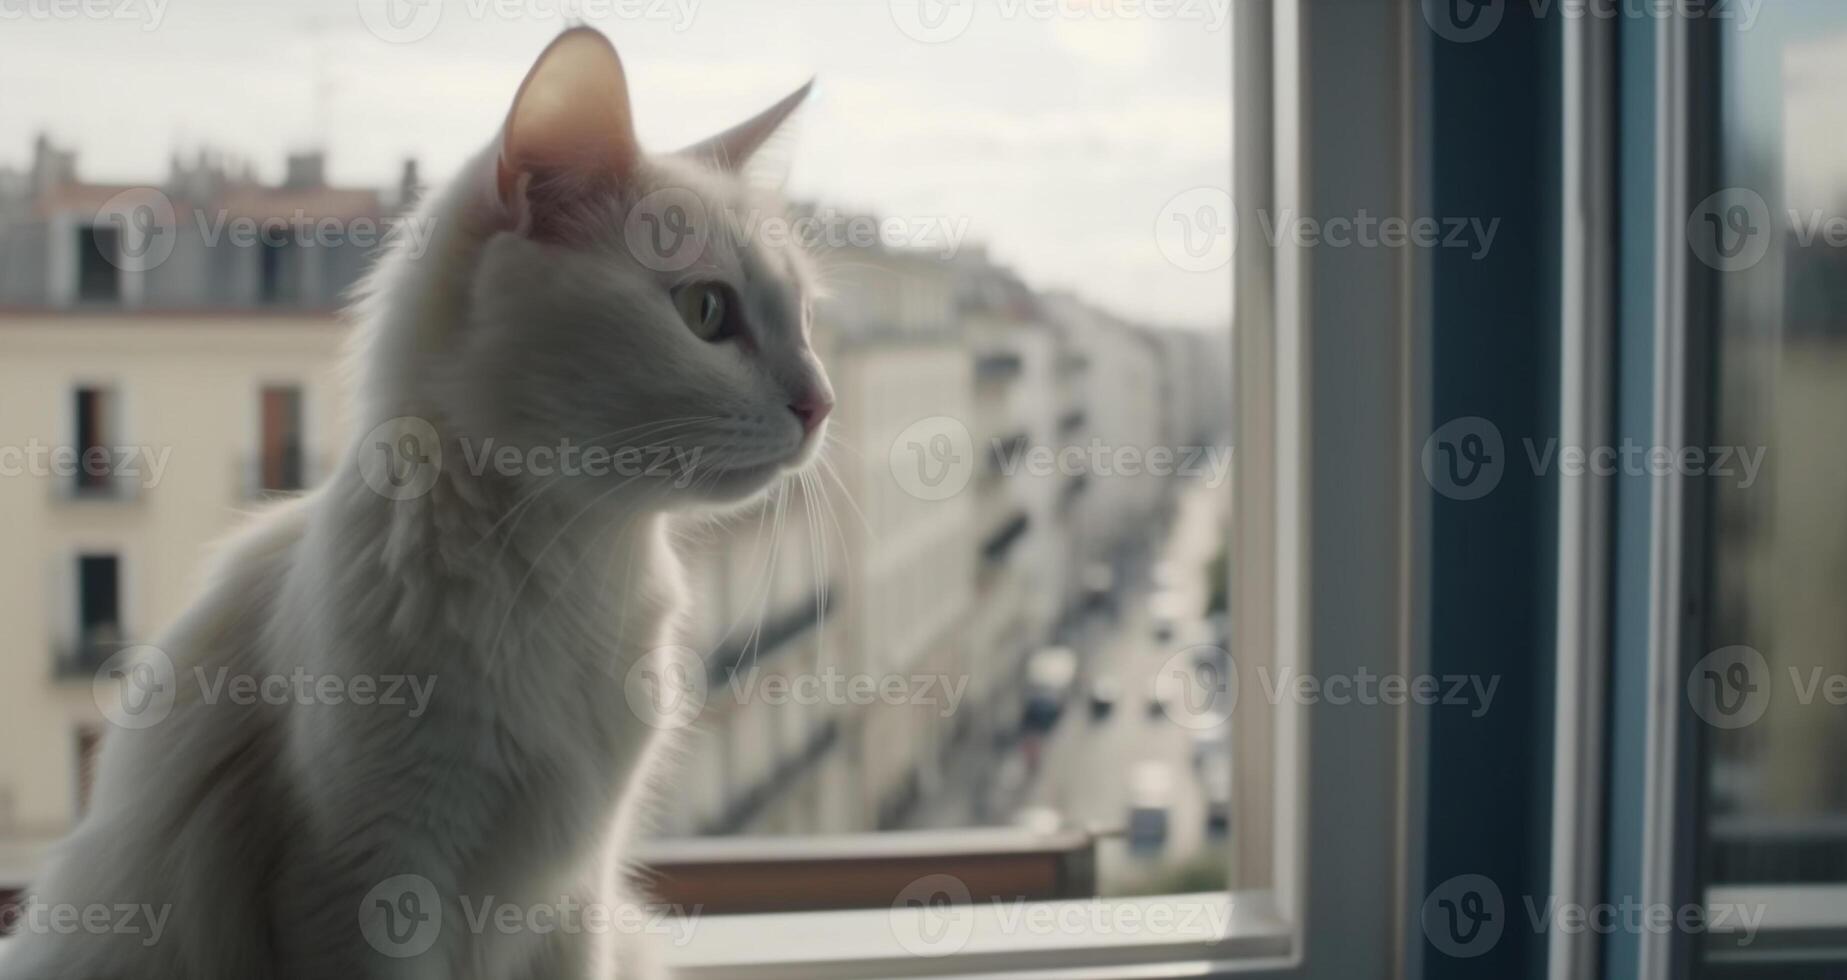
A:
[50,470,141,504]
[981,512,1031,564]
[706,587,838,684]
[53,630,132,680]
[641,825,1097,915]
[236,451,326,500]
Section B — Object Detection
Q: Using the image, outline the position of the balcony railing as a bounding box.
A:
[982,512,1031,564]
[639,826,1098,915]
[237,451,327,500]
[51,471,140,504]
[53,631,132,680]
[706,587,838,683]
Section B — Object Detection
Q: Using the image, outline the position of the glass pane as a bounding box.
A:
[1705,0,1847,896]
[0,0,1238,935]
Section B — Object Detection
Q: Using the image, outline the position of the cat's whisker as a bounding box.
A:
[473,415,718,558]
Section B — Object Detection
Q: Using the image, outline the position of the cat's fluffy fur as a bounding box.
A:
[0,29,829,980]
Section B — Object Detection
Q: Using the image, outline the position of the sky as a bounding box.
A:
[0,0,1233,328]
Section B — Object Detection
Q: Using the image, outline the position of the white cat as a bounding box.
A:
[0,27,830,980]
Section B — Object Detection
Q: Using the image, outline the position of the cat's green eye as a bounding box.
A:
[673,283,733,342]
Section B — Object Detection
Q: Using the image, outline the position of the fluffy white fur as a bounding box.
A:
[0,28,829,980]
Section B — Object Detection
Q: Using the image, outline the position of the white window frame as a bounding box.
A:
[661,0,1423,976]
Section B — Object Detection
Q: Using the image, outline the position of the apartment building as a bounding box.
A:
[958,255,1063,731]
[818,242,977,828]
[0,138,378,879]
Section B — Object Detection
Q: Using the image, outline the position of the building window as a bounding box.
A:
[258,385,306,493]
[76,224,121,304]
[72,386,118,497]
[71,553,122,674]
[259,239,295,305]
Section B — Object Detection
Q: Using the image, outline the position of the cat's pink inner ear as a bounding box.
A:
[497,27,640,205]
[678,79,814,174]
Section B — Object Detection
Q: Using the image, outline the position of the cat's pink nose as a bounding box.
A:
[790,394,833,435]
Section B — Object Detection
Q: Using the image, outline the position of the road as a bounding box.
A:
[906,483,1231,895]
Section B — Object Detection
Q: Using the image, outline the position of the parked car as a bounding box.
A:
[1022,647,1079,731]
[1083,562,1115,610]
[1149,590,1186,642]
[1127,761,1174,850]
[1088,675,1120,717]
[1203,762,1232,837]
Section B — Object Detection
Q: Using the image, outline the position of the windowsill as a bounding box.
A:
[661,891,1293,980]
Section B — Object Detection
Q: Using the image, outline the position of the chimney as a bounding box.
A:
[284,150,326,189]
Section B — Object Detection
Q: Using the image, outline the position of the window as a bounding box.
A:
[258,385,306,493]
[70,553,122,675]
[72,386,115,496]
[259,238,296,305]
[75,224,120,304]
[1695,2,1847,973]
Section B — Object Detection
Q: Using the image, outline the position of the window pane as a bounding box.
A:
[1706,0,1847,892]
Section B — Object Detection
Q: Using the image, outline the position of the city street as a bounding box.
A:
[906,482,1232,895]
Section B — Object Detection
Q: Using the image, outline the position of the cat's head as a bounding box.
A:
[420,28,832,511]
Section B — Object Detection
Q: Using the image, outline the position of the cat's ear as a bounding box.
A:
[677,79,813,188]
[496,27,640,219]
